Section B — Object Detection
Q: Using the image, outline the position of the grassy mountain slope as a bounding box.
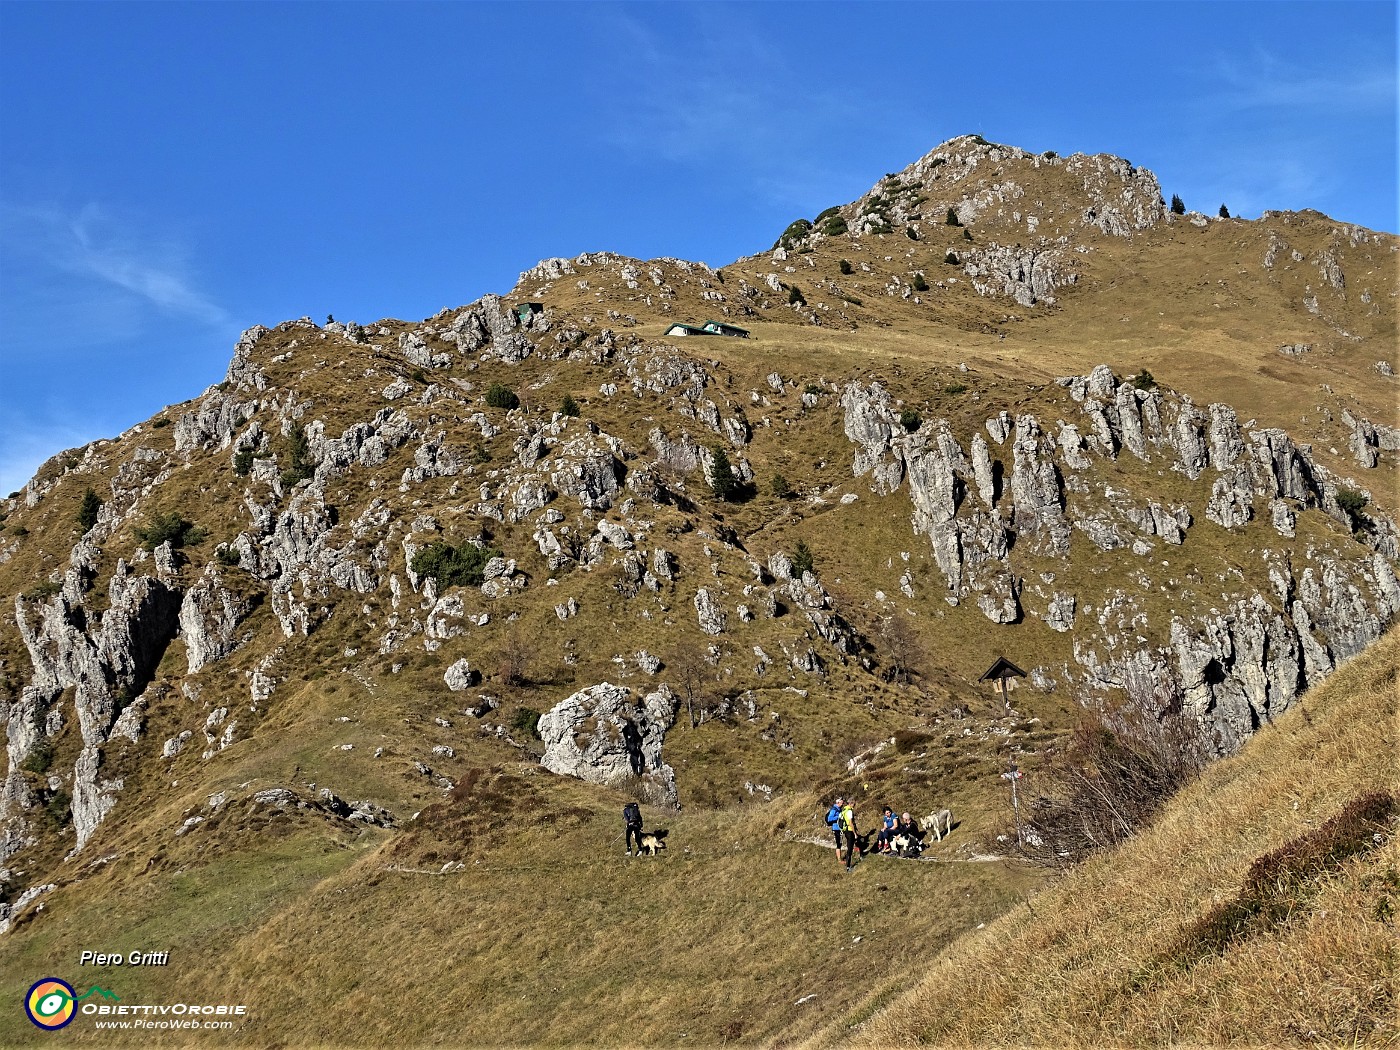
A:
[821,626,1399,1048]
[0,135,1396,1048]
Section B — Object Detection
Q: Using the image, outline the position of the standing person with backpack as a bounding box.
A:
[623,801,644,856]
[839,798,860,872]
[825,797,845,863]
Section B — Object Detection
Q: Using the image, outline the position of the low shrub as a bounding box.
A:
[233,449,255,476]
[945,251,959,265]
[911,273,929,292]
[787,285,806,307]
[899,408,922,432]
[485,384,519,410]
[838,259,853,275]
[409,540,502,590]
[511,707,542,739]
[21,741,53,775]
[1022,705,1209,866]
[1131,368,1157,390]
[134,511,206,551]
[45,789,71,827]
[822,215,848,236]
[774,218,813,251]
[1173,791,1396,964]
[943,383,968,396]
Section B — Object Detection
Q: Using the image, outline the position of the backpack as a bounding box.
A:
[623,802,642,827]
[825,804,841,829]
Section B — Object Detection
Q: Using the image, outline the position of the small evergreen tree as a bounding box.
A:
[559,394,581,418]
[1170,194,1186,215]
[709,446,740,502]
[911,273,929,292]
[945,251,959,265]
[899,408,922,432]
[945,207,962,226]
[1131,368,1157,391]
[838,259,853,275]
[787,284,806,307]
[1337,488,1369,532]
[1219,204,1231,218]
[134,511,206,551]
[77,487,102,533]
[791,541,815,579]
[771,473,793,500]
[281,422,312,486]
[485,383,519,410]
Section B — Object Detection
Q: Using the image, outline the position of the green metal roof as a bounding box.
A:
[701,319,750,336]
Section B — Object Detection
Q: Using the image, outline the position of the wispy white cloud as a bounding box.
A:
[0,202,229,328]
[595,8,873,209]
[1204,46,1396,114]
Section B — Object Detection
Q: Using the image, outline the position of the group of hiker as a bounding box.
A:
[825,797,923,871]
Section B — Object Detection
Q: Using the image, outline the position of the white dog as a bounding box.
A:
[921,809,953,841]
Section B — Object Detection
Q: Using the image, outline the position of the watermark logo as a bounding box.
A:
[25,978,77,1030]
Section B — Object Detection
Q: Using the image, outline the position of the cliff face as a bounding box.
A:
[0,135,1395,935]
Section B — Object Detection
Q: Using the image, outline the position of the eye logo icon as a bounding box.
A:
[25,978,77,1030]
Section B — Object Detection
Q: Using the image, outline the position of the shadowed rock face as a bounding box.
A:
[6,549,182,856]
[537,683,679,805]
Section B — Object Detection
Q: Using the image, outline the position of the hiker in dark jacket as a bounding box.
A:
[623,801,644,856]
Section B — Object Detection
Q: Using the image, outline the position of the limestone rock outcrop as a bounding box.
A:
[538,683,679,804]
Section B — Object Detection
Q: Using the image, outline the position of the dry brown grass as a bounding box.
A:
[813,626,1400,1049]
[0,778,1045,1048]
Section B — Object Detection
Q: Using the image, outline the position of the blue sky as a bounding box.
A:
[1,1,1395,496]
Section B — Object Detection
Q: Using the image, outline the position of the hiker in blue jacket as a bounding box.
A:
[825,796,845,862]
[876,806,898,853]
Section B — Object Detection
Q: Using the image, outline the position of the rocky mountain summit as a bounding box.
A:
[0,135,1395,955]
